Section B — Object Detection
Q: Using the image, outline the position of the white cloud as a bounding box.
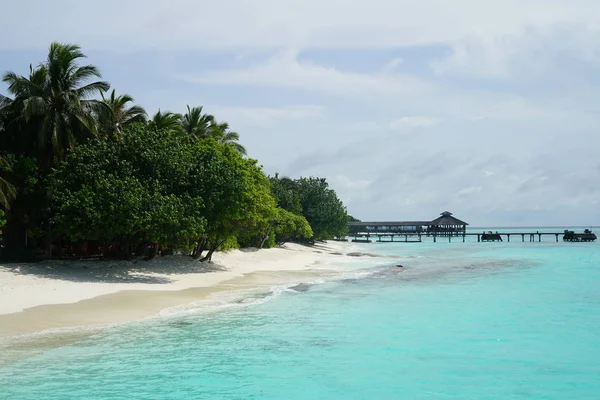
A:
[431,35,517,78]
[3,1,600,225]
[182,49,573,123]
[3,1,600,50]
[324,175,373,210]
[381,57,404,73]
[456,186,483,197]
[389,117,441,129]
[181,50,432,98]
[329,175,371,191]
[208,105,324,127]
[431,26,600,79]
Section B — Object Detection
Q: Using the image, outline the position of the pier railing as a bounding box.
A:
[348,231,596,243]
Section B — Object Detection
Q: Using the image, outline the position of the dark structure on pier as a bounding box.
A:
[563,229,597,242]
[427,211,468,237]
[481,231,503,242]
[347,211,469,243]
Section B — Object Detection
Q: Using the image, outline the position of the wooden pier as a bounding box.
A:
[474,231,572,243]
[349,231,596,243]
[348,213,596,244]
[352,234,423,243]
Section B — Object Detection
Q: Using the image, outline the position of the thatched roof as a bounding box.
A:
[429,211,469,226]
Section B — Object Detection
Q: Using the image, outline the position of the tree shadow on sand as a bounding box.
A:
[1,257,228,285]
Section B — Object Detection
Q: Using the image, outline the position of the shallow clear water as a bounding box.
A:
[2,232,600,399]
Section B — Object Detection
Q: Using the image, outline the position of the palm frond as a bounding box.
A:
[121,105,147,125]
[221,131,240,142]
[0,94,12,107]
[0,157,16,209]
[22,96,47,120]
[75,81,110,98]
[182,105,216,139]
[228,142,247,155]
[48,42,85,68]
[71,107,98,138]
[207,120,246,155]
[3,42,137,163]
[0,177,16,209]
[150,110,182,131]
[68,65,104,89]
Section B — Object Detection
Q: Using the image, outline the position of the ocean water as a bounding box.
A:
[2,230,600,399]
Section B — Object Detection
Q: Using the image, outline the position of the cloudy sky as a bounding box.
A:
[2,0,600,226]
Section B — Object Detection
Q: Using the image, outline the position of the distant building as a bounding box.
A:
[427,211,469,237]
[347,211,469,237]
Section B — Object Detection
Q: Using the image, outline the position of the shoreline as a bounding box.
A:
[0,242,368,342]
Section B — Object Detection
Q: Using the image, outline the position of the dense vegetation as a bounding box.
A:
[0,43,349,261]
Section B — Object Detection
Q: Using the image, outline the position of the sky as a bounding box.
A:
[1,0,600,226]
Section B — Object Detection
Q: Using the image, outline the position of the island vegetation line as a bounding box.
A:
[0,42,351,262]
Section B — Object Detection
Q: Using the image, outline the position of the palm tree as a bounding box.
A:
[0,156,16,209]
[208,121,247,155]
[0,97,17,210]
[0,94,11,131]
[99,89,147,138]
[0,88,33,157]
[148,110,182,132]
[2,42,110,165]
[181,105,215,139]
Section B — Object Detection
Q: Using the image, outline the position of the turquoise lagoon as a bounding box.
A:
[2,229,600,399]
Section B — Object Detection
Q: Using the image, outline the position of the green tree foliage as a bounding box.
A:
[295,177,348,240]
[48,125,205,257]
[2,42,110,166]
[99,89,147,139]
[208,121,247,155]
[269,175,348,240]
[47,125,283,260]
[0,155,48,260]
[148,110,182,133]
[0,41,349,261]
[273,208,313,245]
[181,105,214,139]
[0,156,16,209]
[269,174,303,215]
[189,142,276,260]
[0,94,11,132]
[0,210,5,235]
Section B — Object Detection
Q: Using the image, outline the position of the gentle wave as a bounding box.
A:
[1,254,528,357]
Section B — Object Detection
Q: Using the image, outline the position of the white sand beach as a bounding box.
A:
[0,242,362,339]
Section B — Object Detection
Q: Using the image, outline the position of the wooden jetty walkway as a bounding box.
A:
[349,231,597,243]
[347,213,596,243]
